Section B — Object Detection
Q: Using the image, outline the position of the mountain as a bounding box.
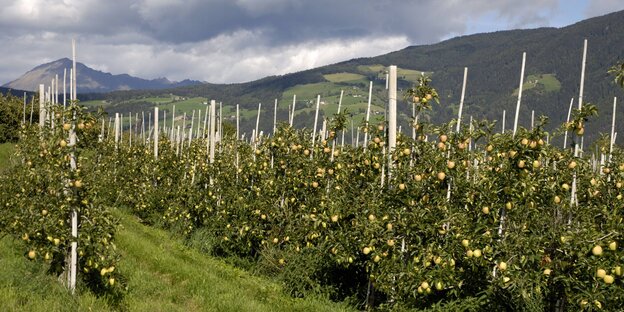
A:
[85,10,624,144]
[2,58,203,93]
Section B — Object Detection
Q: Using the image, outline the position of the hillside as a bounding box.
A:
[3,58,203,93]
[82,10,624,144]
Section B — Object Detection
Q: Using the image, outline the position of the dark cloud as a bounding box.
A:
[0,0,619,85]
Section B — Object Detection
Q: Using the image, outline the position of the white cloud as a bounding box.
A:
[585,0,624,18]
[0,0,620,86]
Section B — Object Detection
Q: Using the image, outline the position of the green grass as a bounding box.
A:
[513,74,561,95]
[323,73,366,83]
[0,209,354,311]
[0,143,15,172]
[357,64,430,83]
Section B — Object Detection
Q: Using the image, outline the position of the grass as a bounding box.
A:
[513,73,561,95]
[357,64,431,83]
[323,73,366,83]
[0,209,354,312]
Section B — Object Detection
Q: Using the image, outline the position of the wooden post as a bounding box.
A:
[512,52,526,137]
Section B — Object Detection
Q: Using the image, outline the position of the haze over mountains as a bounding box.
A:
[2,58,203,93]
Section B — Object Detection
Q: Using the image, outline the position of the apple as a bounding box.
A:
[482,206,490,214]
[498,262,507,271]
[554,196,561,204]
[592,245,603,256]
[28,250,36,259]
[437,172,446,181]
[363,247,371,255]
[609,241,617,251]
[461,239,470,247]
[597,268,607,278]
[603,275,614,284]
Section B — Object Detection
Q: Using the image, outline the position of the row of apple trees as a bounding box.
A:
[0,105,124,297]
[84,102,624,311]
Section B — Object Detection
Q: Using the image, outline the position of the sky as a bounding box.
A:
[0,0,623,85]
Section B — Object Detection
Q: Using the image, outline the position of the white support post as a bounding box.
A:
[236,104,240,140]
[63,68,67,108]
[255,103,261,143]
[39,84,45,127]
[363,81,373,149]
[154,107,159,160]
[575,39,588,157]
[68,38,78,295]
[69,69,73,106]
[114,113,120,149]
[312,95,321,148]
[512,52,526,137]
[609,97,617,162]
[456,67,468,133]
[189,110,195,147]
[502,110,506,134]
[290,95,296,127]
[388,65,397,173]
[72,39,77,102]
[209,100,216,163]
[563,98,574,149]
[273,98,278,134]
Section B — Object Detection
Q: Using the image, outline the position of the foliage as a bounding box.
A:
[77,106,624,311]
[0,93,26,143]
[608,61,624,89]
[0,104,125,299]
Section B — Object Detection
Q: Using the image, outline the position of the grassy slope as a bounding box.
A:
[0,209,353,312]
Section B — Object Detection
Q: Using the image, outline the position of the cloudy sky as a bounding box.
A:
[0,0,623,85]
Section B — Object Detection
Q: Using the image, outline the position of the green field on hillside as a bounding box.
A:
[513,73,561,95]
